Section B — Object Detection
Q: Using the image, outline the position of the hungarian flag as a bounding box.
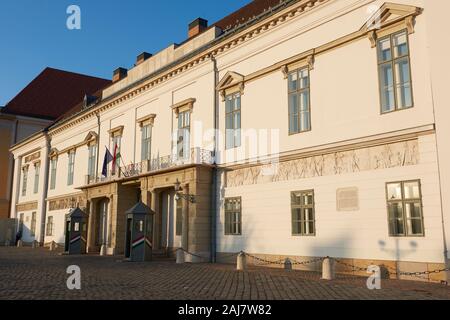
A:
[111,143,119,175]
[102,147,113,177]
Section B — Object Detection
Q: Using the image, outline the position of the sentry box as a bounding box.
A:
[124,202,154,262]
[64,207,88,255]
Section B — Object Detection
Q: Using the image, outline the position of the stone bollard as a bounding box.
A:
[322,257,335,280]
[32,240,39,248]
[49,241,57,251]
[17,240,23,248]
[284,258,293,271]
[100,245,107,256]
[176,248,185,264]
[237,252,247,271]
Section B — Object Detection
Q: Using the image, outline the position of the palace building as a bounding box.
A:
[8,0,450,281]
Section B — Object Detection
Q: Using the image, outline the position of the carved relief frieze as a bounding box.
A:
[49,194,86,211]
[226,140,419,187]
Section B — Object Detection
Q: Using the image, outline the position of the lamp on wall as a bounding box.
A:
[174,179,196,203]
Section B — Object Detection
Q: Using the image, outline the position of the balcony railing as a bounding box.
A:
[84,148,214,186]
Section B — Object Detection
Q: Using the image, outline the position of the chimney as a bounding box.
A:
[136,52,152,66]
[113,67,127,83]
[188,18,208,38]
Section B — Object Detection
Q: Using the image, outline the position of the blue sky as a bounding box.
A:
[0,0,250,106]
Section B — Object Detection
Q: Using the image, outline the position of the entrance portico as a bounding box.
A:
[81,164,213,260]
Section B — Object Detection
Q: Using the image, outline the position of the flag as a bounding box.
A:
[102,147,113,177]
[111,143,119,175]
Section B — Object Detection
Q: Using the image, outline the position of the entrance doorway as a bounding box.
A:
[95,198,109,248]
[160,190,182,251]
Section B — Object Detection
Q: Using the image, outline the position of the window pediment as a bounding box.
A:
[171,98,195,117]
[361,3,422,47]
[49,148,59,159]
[108,126,124,137]
[137,114,157,127]
[217,71,245,101]
[84,131,98,145]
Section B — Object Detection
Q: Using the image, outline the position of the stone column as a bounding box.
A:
[100,199,108,256]
[150,189,160,250]
[181,184,189,252]
[86,199,96,253]
[106,195,114,255]
[9,156,22,221]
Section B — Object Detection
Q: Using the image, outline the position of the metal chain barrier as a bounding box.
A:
[334,258,450,278]
[172,248,450,278]
[179,248,209,261]
[242,252,324,267]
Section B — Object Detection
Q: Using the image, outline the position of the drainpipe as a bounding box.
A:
[95,113,101,180]
[7,119,19,218]
[39,131,51,245]
[210,55,219,263]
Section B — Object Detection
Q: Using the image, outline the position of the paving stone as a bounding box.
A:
[0,247,448,300]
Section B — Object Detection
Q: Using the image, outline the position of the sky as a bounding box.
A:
[0,0,251,106]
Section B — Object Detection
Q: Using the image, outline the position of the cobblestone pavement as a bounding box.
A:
[0,247,448,300]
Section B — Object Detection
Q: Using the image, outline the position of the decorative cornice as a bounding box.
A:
[47,0,330,137]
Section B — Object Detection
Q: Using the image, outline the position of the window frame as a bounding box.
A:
[225,92,242,150]
[177,110,191,159]
[46,216,54,237]
[21,166,28,197]
[377,29,414,114]
[288,67,312,135]
[49,158,57,190]
[224,197,242,236]
[141,124,152,162]
[385,179,425,237]
[33,163,40,194]
[87,144,97,179]
[67,151,76,186]
[291,190,316,237]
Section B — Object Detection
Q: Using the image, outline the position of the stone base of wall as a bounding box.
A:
[216,252,449,283]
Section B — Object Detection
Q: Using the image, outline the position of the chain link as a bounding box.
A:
[171,249,450,276]
[334,259,450,277]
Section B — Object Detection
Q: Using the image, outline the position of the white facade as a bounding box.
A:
[9,0,450,274]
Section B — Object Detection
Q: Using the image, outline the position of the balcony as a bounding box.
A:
[84,147,214,186]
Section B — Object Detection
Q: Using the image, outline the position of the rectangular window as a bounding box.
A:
[175,198,183,236]
[87,144,97,180]
[33,163,40,194]
[288,67,311,134]
[177,111,190,159]
[291,190,315,236]
[30,212,36,237]
[67,151,75,186]
[141,125,152,161]
[21,167,28,197]
[386,180,424,237]
[225,93,241,149]
[378,30,413,113]
[225,197,242,235]
[50,159,57,190]
[46,216,54,236]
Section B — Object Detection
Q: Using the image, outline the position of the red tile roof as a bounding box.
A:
[2,67,111,120]
[214,0,286,31]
